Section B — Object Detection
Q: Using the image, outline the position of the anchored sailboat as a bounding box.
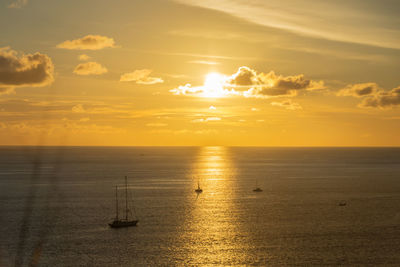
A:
[253,179,263,192]
[109,176,138,228]
[195,181,203,193]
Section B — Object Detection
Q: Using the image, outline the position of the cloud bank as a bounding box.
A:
[120,69,164,84]
[73,62,107,75]
[57,35,116,50]
[0,47,54,92]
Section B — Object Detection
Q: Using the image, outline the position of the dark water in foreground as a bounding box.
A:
[0,146,400,266]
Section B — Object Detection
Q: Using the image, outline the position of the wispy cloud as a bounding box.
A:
[57,35,116,50]
[191,117,221,123]
[271,99,302,110]
[120,69,163,85]
[0,88,15,96]
[146,123,168,127]
[188,60,220,65]
[8,0,28,8]
[168,29,243,41]
[174,0,400,50]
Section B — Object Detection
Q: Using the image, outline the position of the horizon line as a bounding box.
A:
[1,145,400,148]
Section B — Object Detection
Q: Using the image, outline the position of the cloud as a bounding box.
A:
[271,99,302,110]
[73,62,107,75]
[173,0,400,50]
[188,60,220,65]
[226,66,324,96]
[0,47,54,91]
[170,66,323,98]
[0,88,15,96]
[337,83,380,98]
[79,117,90,122]
[120,69,164,84]
[360,86,400,109]
[57,35,116,50]
[8,0,27,8]
[338,82,400,109]
[78,54,90,61]
[191,117,221,123]
[146,123,168,127]
[72,104,85,113]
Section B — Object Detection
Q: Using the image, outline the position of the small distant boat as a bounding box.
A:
[109,176,138,228]
[195,181,203,193]
[253,179,263,192]
[338,201,347,206]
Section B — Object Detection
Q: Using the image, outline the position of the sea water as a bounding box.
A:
[0,146,399,266]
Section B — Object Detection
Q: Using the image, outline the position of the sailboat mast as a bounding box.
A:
[115,185,119,220]
[125,176,128,220]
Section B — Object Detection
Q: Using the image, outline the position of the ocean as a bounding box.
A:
[0,146,399,266]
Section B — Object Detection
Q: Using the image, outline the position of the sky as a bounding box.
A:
[1,0,400,146]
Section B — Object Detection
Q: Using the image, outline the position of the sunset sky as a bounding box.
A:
[1,0,400,146]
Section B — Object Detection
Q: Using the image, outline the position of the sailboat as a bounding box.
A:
[195,181,203,193]
[109,176,138,228]
[253,179,263,192]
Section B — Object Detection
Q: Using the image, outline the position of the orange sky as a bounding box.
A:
[1,0,400,146]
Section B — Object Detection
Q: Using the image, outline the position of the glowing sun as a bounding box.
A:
[201,72,227,98]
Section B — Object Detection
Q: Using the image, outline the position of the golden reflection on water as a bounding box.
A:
[181,146,246,265]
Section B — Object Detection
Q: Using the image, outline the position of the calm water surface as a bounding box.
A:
[0,146,400,266]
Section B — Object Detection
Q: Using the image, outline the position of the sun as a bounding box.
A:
[201,72,227,98]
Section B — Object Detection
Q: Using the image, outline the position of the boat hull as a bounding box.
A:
[109,220,138,228]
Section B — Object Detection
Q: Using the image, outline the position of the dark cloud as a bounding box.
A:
[226,67,324,97]
[360,86,400,108]
[337,83,380,97]
[0,47,54,90]
[338,82,400,109]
